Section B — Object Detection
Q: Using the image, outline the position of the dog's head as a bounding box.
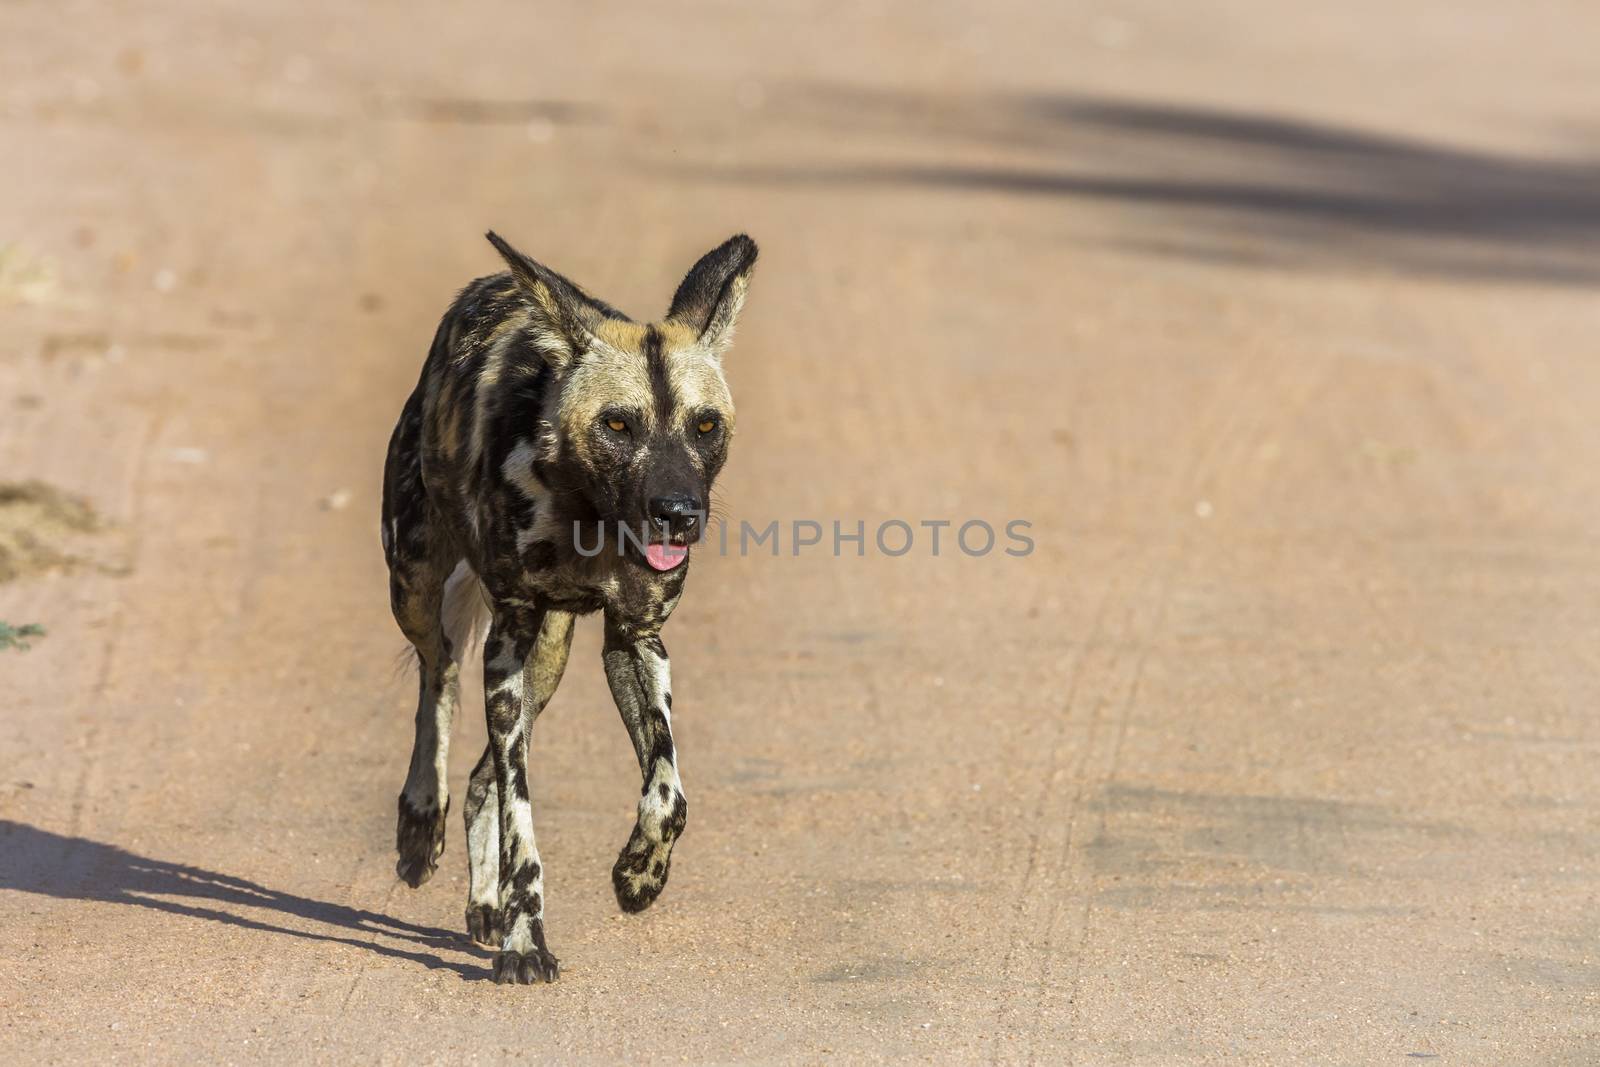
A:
[487,231,757,572]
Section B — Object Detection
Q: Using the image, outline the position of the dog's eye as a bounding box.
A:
[605,417,628,433]
[696,418,717,434]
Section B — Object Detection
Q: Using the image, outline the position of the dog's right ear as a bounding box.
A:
[485,231,609,367]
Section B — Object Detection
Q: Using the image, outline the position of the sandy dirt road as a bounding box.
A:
[3,2,1599,1063]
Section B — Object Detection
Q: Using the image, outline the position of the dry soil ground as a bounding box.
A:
[2,2,1599,1063]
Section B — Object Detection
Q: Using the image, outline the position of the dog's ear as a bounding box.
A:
[485,231,616,366]
[666,234,758,357]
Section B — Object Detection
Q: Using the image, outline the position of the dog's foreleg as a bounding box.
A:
[484,606,573,984]
[464,605,572,950]
[602,616,687,913]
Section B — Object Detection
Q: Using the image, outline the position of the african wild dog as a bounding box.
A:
[381,231,757,984]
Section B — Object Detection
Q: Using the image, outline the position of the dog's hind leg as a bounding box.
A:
[388,547,466,888]
[383,393,477,888]
[462,745,501,946]
[601,616,688,914]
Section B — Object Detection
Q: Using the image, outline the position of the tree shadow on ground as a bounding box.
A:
[0,819,488,980]
[684,86,1600,286]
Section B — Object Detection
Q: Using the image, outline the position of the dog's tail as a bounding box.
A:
[441,559,491,662]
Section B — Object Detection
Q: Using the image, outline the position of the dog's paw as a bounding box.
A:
[612,836,672,913]
[492,946,560,985]
[465,904,503,949]
[395,795,447,888]
[611,790,686,912]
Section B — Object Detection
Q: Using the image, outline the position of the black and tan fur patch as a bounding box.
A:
[381,230,757,985]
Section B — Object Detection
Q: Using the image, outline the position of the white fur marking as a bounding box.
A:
[441,560,490,662]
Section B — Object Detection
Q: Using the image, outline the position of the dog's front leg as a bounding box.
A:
[484,605,561,984]
[464,607,573,949]
[602,615,688,913]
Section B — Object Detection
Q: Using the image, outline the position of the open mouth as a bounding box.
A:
[642,536,690,572]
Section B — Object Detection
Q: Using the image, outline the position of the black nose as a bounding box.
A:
[649,494,703,538]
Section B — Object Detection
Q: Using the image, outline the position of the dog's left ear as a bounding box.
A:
[666,235,758,357]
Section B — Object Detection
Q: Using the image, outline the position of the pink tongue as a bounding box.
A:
[644,543,688,571]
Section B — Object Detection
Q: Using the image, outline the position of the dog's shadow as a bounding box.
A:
[0,819,490,980]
